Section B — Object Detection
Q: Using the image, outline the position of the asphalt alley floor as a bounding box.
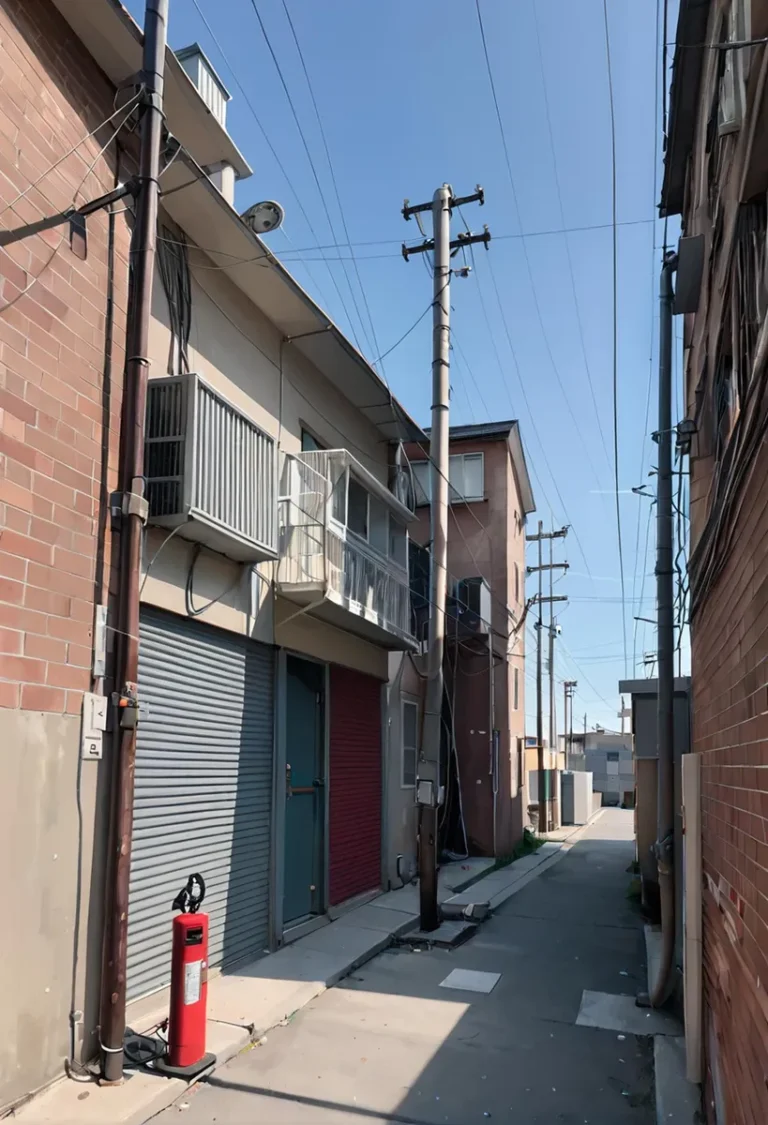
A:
[150,810,654,1125]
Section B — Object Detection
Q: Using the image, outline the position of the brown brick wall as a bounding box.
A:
[0,0,131,717]
[691,430,768,1124]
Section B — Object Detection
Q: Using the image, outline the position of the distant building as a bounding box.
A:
[385,420,535,876]
[563,731,633,807]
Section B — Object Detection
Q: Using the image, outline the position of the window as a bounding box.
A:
[402,700,419,787]
[453,453,484,502]
[719,0,752,134]
[606,751,620,763]
[347,477,368,537]
[389,515,407,568]
[301,428,325,452]
[513,666,519,711]
[514,562,520,604]
[368,495,389,554]
[411,452,485,506]
[334,472,409,568]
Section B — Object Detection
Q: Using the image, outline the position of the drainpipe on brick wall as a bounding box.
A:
[100,0,169,1084]
[645,250,678,1010]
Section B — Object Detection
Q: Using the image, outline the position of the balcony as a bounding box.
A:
[277,450,417,650]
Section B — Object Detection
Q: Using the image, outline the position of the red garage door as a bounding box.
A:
[329,665,382,906]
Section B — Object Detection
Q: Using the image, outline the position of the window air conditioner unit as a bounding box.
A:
[144,373,277,562]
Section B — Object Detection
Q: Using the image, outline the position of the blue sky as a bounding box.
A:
[128,0,686,733]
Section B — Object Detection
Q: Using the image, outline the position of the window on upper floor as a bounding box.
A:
[513,666,519,711]
[333,471,409,569]
[719,0,752,135]
[410,452,485,506]
[348,476,369,537]
[301,427,325,452]
[514,561,520,604]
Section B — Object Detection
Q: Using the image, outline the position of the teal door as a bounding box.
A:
[283,657,325,925]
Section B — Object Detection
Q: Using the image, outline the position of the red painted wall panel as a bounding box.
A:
[329,666,382,906]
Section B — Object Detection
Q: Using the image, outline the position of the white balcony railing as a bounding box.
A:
[277,451,416,650]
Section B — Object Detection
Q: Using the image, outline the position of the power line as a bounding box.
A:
[632,0,663,675]
[473,0,610,504]
[246,0,372,357]
[370,280,449,366]
[245,0,371,355]
[189,0,364,350]
[451,333,492,418]
[156,219,657,267]
[602,0,628,679]
[1,96,141,316]
[280,0,383,364]
[483,252,597,586]
[531,3,612,471]
[0,89,143,222]
[449,346,478,424]
[277,216,656,251]
[558,636,617,711]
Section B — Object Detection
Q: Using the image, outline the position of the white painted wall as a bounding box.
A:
[141,225,392,676]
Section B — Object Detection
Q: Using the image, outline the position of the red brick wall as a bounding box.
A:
[691,431,768,1125]
[0,0,131,714]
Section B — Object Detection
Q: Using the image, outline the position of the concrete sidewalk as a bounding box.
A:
[14,821,597,1124]
[146,808,657,1125]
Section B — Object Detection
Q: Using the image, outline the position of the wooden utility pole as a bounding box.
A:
[402,186,489,931]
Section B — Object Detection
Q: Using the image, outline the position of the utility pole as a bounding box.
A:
[100,0,168,1083]
[647,250,678,1007]
[548,531,569,755]
[402,185,489,931]
[526,523,568,832]
[564,680,577,763]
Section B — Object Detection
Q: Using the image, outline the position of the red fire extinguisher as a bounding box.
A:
[155,873,216,1079]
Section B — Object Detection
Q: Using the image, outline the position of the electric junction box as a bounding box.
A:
[81,691,108,760]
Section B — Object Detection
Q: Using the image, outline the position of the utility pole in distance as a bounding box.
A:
[527,523,568,833]
[548,530,569,755]
[564,680,577,763]
[402,185,489,932]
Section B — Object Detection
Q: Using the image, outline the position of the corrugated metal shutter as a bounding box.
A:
[328,666,381,906]
[127,608,274,1001]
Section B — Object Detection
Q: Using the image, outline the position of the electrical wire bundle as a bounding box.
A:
[689,330,768,618]
[157,224,191,375]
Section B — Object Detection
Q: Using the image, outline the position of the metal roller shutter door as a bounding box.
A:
[328,666,382,906]
[127,608,274,1001]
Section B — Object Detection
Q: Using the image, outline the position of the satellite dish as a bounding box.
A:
[241,200,285,235]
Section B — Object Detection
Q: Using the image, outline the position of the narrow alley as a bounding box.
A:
[150,810,655,1125]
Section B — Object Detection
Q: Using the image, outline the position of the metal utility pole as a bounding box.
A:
[548,532,569,754]
[402,185,489,932]
[526,523,568,832]
[100,0,168,1083]
[648,250,678,1007]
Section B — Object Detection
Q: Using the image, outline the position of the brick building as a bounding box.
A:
[384,421,535,882]
[0,0,131,1104]
[663,1,768,1120]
